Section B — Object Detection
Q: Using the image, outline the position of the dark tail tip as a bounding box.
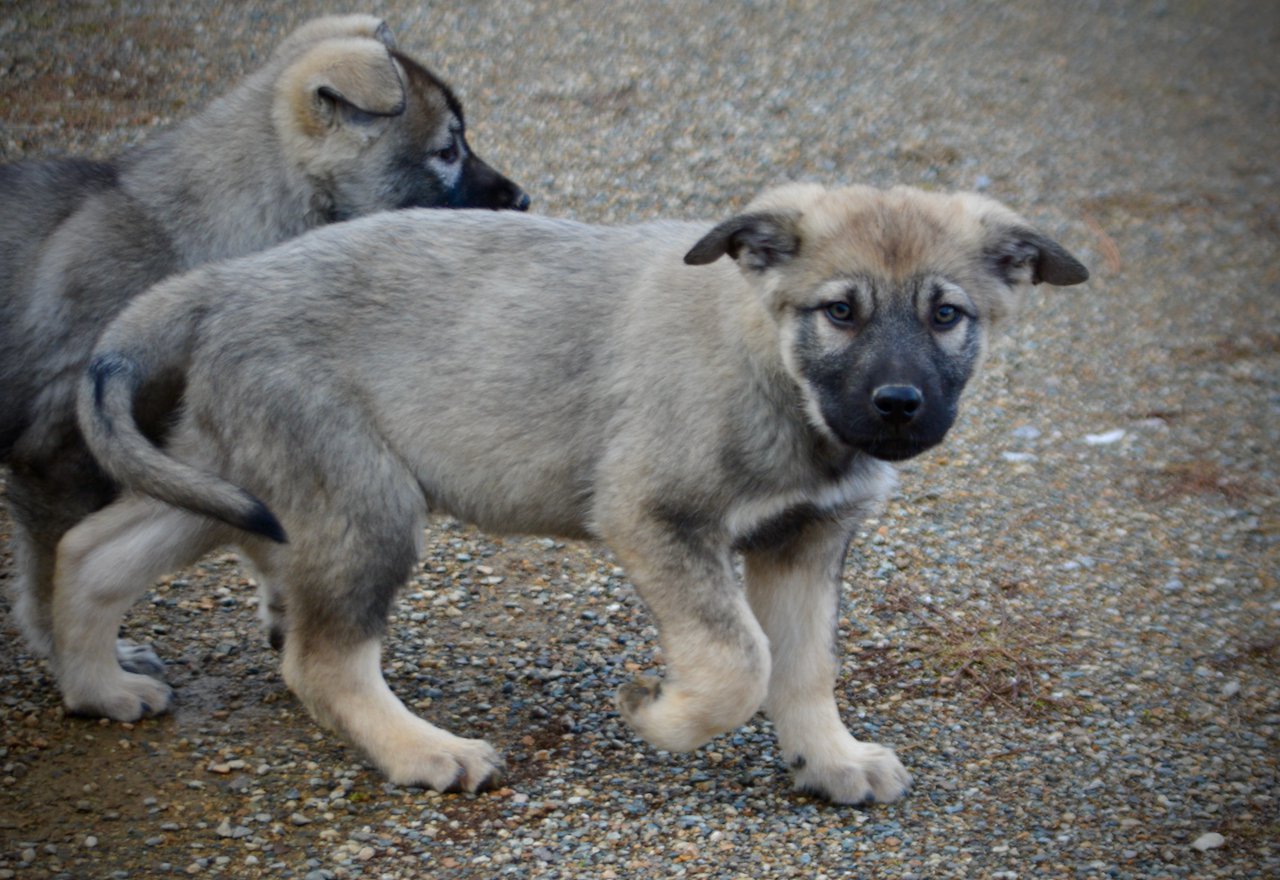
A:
[242,495,288,544]
[89,353,137,413]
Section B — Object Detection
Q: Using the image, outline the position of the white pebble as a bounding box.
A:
[1084,428,1126,445]
[1191,832,1225,851]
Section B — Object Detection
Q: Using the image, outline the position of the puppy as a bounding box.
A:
[0,15,529,667]
[65,183,1086,802]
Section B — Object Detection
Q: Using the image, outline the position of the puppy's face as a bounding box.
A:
[273,37,529,219]
[370,51,531,214]
[686,185,1089,462]
[782,270,984,461]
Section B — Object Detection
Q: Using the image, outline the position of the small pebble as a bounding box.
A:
[1193,832,1226,852]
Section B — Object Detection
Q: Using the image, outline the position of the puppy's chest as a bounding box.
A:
[727,459,896,553]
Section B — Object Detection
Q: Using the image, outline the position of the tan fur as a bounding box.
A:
[276,39,408,142]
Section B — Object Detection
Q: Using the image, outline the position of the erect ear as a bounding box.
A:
[986,226,1090,287]
[282,39,407,137]
[684,211,802,272]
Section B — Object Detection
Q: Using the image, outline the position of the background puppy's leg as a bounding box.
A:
[9,514,60,658]
[744,517,912,804]
[6,465,111,658]
[7,463,163,672]
[608,519,771,753]
[257,578,289,652]
[53,497,225,721]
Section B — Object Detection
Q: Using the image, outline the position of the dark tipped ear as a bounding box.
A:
[372,21,396,49]
[684,211,801,272]
[988,227,1090,287]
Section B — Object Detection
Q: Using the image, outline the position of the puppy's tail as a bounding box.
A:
[79,277,287,544]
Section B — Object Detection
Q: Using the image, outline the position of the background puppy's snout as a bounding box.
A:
[871,385,923,426]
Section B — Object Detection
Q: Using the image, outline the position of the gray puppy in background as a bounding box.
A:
[1,14,529,666]
[65,183,1086,803]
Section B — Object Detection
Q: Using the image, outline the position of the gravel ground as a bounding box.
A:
[1,1,1276,878]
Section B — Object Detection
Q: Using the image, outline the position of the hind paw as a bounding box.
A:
[380,734,504,793]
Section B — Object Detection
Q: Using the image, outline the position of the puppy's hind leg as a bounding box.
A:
[281,630,503,792]
[744,517,911,805]
[53,497,226,721]
[269,477,501,792]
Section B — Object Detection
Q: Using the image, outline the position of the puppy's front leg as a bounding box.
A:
[608,517,771,753]
[744,518,911,804]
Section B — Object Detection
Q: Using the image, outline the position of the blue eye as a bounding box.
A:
[825,302,855,324]
[933,304,962,328]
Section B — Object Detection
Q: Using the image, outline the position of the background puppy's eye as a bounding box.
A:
[824,302,855,325]
[933,304,962,328]
[433,142,460,164]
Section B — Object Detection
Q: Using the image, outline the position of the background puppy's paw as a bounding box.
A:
[62,671,173,722]
[382,736,503,794]
[790,741,911,805]
[116,639,165,677]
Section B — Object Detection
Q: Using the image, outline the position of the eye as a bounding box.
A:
[433,139,460,164]
[932,303,963,329]
[824,301,856,325]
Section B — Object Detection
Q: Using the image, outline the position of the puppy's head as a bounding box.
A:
[686,184,1088,461]
[270,21,529,218]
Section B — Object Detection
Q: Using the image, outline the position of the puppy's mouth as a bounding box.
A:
[861,435,940,462]
[834,424,949,462]
[827,400,958,462]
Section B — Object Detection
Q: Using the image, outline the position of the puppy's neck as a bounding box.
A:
[119,98,314,269]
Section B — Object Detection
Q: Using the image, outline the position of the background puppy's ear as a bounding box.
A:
[282,40,407,138]
[986,226,1090,287]
[684,211,801,272]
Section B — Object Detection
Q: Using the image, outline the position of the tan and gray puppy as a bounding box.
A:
[0,15,529,667]
[65,184,1086,803]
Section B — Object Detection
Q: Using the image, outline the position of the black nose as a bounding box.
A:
[872,385,923,426]
[512,190,531,212]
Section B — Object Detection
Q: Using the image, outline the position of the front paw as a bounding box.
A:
[615,672,766,754]
[615,675,712,753]
[789,740,911,804]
